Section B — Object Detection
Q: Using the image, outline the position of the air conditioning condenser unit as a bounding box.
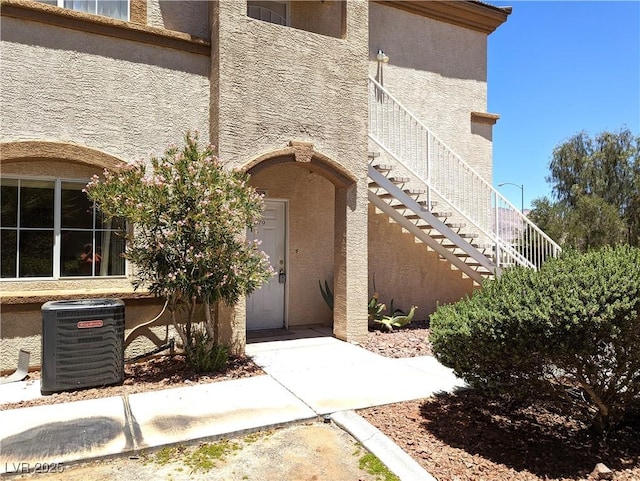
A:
[41,298,125,395]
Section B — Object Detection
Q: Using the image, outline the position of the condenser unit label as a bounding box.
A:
[77,320,104,329]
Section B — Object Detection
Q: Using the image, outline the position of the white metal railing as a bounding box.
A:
[368,76,561,269]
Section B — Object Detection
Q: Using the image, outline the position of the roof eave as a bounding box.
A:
[374,1,511,34]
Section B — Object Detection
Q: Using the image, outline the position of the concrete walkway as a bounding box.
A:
[246,334,465,414]
[0,330,465,479]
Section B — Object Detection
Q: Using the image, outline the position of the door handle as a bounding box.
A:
[278,268,286,284]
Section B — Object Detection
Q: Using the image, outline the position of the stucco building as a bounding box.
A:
[0,0,559,372]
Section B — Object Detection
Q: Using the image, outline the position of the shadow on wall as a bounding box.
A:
[367,204,476,317]
[156,0,210,39]
[369,2,487,82]
[1,16,208,75]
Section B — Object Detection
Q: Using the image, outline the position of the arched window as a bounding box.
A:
[247,1,288,26]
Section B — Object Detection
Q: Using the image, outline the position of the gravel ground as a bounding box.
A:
[358,325,640,481]
[3,325,639,480]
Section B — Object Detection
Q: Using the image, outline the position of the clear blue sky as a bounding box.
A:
[488,0,640,209]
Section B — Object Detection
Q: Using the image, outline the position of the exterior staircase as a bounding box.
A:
[367,76,560,283]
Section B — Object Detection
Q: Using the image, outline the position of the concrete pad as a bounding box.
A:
[246,326,332,344]
[127,375,316,448]
[393,356,468,391]
[245,334,340,356]
[0,396,127,472]
[247,336,382,372]
[248,337,466,414]
[264,360,457,414]
[0,379,43,406]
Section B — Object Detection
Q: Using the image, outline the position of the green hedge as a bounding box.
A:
[430,245,640,433]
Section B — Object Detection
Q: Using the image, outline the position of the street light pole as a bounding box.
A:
[498,182,524,213]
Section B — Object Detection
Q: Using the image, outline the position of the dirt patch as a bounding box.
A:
[360,392,640,481]
[358,320,432,358]
[9,422,386,481]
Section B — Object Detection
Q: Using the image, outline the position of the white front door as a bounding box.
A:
[247,200,286,330]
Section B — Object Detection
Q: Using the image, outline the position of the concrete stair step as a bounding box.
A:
[368,177,411,189]
[377,188,426,199]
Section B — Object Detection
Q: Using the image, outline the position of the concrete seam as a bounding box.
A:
[121,395,143,452]
[258,371,321,416]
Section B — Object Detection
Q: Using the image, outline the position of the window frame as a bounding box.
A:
[247,0,289,27]
[0,175,127,281]
[36,0,131,22]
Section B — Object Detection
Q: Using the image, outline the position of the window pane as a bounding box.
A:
[1,179,18,227]
[20,180,54,228]
[97,230,125,276]
[19,230,54,277]
[95,210,126,230]
[98,0,128,20]
[1,230,17,278]
[248,1,287,26]
[61,182,93,229]
[61,230,94,276]
[64,0,96,14]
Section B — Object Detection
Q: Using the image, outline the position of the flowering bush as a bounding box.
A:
[85,132,273,361]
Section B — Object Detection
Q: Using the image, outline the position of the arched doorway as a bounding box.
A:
[243,141,368,342]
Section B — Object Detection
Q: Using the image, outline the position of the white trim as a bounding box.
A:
[53,178,62,278]
[43,0,130,22]
[266,197,289,330]
[0,175,126,281]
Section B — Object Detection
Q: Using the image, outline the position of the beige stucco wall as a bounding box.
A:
[212,0,368,171]
[368,205,477,318]
[0,15,210,368]
[146,0,210,39]
[0,16,210,161]
[1,1,501,360]
[368,2,493,182]
[0,299,184,373]
[250,164,334,327]
[212,0,370,341]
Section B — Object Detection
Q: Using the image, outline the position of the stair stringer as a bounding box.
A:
[368,166,498,284]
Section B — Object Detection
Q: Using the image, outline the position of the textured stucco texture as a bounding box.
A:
[212,0,370,341]
[0,16,210,162]
[369,2,493,182]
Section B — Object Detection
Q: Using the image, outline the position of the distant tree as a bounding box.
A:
[529,195,625,252]
[530,128,640,250]
[528,197,567,245]
[565,195,626,251]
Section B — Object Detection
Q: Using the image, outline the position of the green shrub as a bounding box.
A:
[430,245,640,434]
[185,326,229,373]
